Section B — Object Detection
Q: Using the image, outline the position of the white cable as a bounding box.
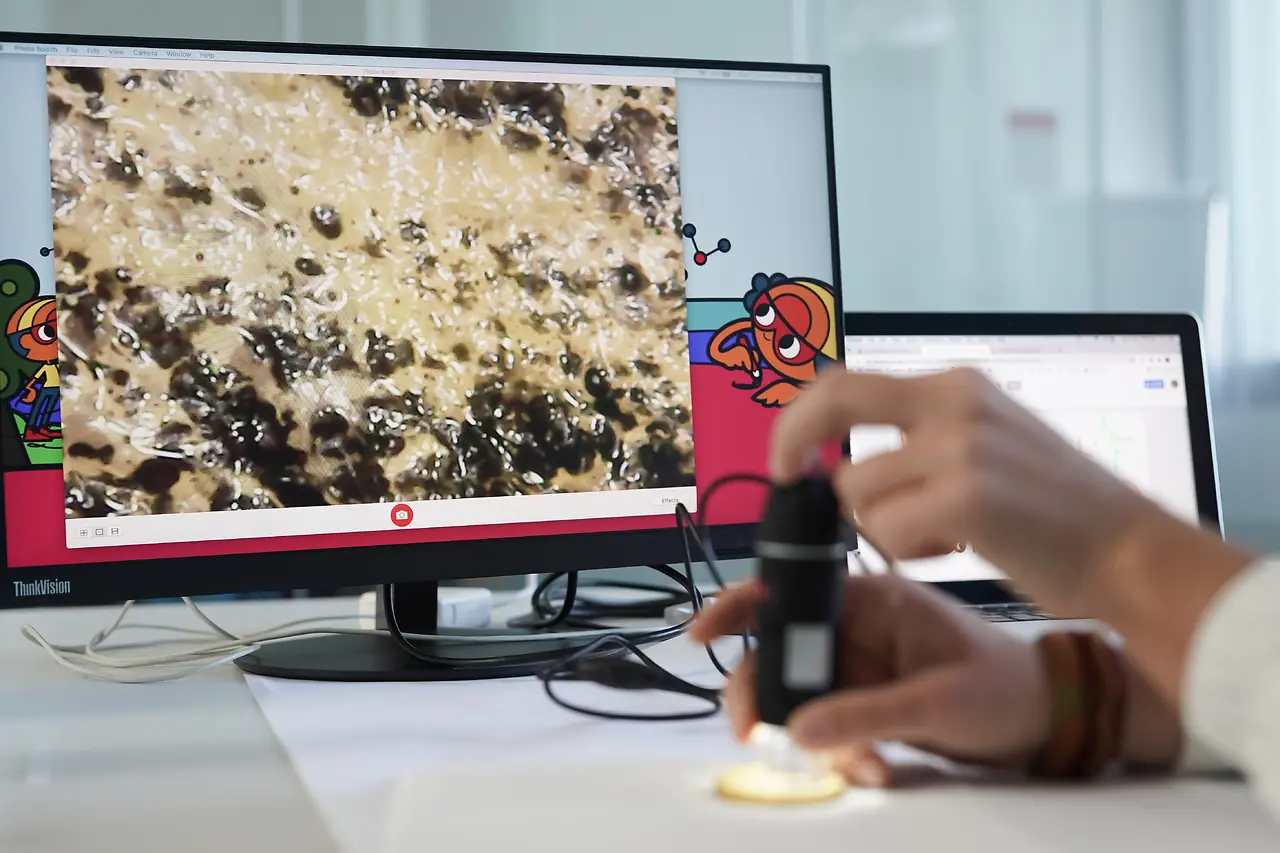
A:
[19,594,662,684]
[22,628,259,684]
[20,601,360,682]
[183,596,243,639]
[28,621,661,663]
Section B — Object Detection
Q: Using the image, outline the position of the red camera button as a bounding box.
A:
[390,504,414,527]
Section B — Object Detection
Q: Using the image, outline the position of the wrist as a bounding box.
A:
[1090,500,1255,704]
[1025,632,1127,778]
[1117,648,1183,771]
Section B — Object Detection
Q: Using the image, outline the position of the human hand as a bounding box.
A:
[770,367,1154,619]
[689,575,1053,787]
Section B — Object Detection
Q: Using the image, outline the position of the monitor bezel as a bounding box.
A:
[0,30,845,609]
[842,311,1219,608]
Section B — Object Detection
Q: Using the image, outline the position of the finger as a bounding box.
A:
[860,525,968,565]
[827,742,892,789]
[831,449,924,513]
[831,418,964,510]
[787,668,964,750]
[687,580,765,644]
[835,429,978,564]
[897,540,967,560]
[770,370,964,482]
[770,371,918,482]
[848,531,957,573]
[859,476,971,562]
[721,651,758,743]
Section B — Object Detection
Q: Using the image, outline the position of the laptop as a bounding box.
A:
[842,312,1222,629]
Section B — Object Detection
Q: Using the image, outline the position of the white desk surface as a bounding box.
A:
[0,598,346,853]
[2,597,1278,853]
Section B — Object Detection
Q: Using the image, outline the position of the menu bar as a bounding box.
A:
[847,334,1184,355]
[66,484,698,550]
[0,40,824,84]
[50,53,669,88]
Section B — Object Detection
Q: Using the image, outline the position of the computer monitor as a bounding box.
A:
[0,32,844,676]
[843,313,1219,607]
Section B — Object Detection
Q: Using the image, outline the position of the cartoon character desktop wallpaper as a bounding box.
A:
[0,257,62,470]
[682,223,840,522]
[704,271,838,407]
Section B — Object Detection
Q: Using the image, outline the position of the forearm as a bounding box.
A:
[1089,500,1255,707]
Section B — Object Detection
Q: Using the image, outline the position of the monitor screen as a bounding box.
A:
[0,34,841,599]
[844,333,1199,583]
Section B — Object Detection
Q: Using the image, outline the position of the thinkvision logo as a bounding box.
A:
[12,579,72,598]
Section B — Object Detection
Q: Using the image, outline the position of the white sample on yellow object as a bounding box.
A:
[714,723,848,805]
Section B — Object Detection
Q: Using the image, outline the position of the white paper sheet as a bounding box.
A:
[384,757,1280,853]
[244,636,753,853]
[246,635,1278,853]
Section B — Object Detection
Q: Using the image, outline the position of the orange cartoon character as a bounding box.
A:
[707,272,838,407]
[6,297,61,442]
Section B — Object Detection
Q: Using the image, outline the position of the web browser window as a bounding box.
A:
[0,37,840,568]
[844,334,1198,583]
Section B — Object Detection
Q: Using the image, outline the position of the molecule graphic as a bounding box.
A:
[682,223,731,266]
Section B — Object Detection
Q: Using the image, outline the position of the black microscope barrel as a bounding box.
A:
[752,477,847,727]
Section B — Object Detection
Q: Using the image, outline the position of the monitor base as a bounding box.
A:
[232,630,592,682]
[233,579,595,682]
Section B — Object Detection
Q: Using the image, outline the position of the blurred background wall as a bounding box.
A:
[5,0,1280,552]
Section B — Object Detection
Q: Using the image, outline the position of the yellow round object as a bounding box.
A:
[714,761,848,805]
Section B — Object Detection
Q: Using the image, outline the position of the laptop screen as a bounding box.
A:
[844,333,1199,583]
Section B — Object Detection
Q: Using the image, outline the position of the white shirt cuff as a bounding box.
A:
[1177,732,1236,775]
[1182,557,1280,794]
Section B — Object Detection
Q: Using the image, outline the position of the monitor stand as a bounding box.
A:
[233,581,593,682]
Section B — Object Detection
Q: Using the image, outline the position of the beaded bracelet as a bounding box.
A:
[1027,631,1128,779]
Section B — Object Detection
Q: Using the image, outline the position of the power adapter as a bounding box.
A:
[358,587,493,631]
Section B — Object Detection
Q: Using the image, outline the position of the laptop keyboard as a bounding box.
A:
[973,603,1054,622]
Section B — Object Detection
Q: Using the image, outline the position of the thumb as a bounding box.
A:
[786,668,962,750]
